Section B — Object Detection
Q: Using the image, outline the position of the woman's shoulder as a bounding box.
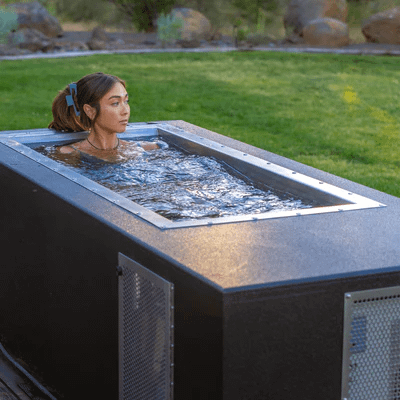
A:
[57,141,85,154]
[58,144,77,154]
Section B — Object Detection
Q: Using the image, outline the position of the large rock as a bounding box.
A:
[6,28,89,53]
[362,7,400,44]
[87,27,110,50]
[171,7,211,45]
[8,27,51,52]
[7,1,63,38]
[87,27,125,51]
[284,0,348,34]
[302,17,349,46]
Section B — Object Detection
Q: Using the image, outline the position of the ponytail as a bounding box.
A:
[48,86,85,132]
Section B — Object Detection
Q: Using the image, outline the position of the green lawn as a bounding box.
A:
[1,51,399,197]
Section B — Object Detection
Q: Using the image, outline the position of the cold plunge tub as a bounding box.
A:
[0,121,400,400]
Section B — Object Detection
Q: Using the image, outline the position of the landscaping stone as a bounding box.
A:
[302,18,349,46]
[8,27,50,52]
[87,27,125,50]
[7,1,63,38]
[362,7,400,44]
[0,43,32,56]
[171,8,211,47]
[284,0,348,35]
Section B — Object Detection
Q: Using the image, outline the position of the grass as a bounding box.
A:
[0,51,399,197]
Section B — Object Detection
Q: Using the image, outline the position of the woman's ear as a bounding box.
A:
[83,104,96,121]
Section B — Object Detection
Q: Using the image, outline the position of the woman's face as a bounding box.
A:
[93,82,130,134]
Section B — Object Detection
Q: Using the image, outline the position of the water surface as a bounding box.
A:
[37,141,312,221]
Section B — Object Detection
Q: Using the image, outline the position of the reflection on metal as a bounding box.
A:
[0,123,385,229]
[118,253,174,400]
[342,286,400,400]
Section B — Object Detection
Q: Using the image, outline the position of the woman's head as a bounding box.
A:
[48,72,127,132]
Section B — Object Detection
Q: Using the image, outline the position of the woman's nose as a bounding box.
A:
[122,103,130,115]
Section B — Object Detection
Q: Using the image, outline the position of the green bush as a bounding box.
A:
[0,6,18,44]
[157,12,183,47]
[55,0,126,26]
[106,0,176,32]
[232,0,279,24]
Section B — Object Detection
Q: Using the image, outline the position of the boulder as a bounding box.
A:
[8,27,51,52]
[87,27,125,50]
[171,7,211,46]
[302,18,349,46]
[362,7,400,44]
[87,27,109,50]
[0,42,32,56]
[7,1,63,38]
[284,0,348,35]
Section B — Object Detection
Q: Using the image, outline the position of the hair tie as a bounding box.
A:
[66,83,80,116]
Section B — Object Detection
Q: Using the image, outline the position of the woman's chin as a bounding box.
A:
[117,125,128,133]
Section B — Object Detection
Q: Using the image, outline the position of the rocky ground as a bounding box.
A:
[42,30,400,55]
[3,28,400,58]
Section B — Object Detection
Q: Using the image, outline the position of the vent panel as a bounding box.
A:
[342,286,400,400]
[118,253,174,400]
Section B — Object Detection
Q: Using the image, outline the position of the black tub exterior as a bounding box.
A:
[1,120,400,400]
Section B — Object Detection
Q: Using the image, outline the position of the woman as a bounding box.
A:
[48,72,160,161]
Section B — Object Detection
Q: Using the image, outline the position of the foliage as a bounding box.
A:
[232,0,279,24]
[174,0,227,29]
[54,0,126,26]
[348,0,400,25]
[105,0,176,32]
[1,52,400,198]
[0,6,18,44]
[157,12,183,47]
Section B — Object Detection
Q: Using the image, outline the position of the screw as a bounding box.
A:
[116,266,123,276]
[345,293,351,299]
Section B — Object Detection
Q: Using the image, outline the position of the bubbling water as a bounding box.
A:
[36,140,312,221]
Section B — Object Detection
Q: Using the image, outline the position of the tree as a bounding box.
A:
[106,0,176,32]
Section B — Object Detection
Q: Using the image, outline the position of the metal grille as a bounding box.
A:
[342,286,400,400]
[118,253,174,400]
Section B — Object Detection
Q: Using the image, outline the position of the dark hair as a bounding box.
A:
[48,72,126,132]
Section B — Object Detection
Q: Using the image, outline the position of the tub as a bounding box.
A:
[0,120,399,399]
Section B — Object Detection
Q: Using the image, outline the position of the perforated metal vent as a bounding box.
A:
[342,286,400,400]
[118,253,174,400]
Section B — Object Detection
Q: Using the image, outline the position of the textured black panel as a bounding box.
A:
[118,254,174,400]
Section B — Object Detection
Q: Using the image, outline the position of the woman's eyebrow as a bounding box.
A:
[108,93,129,100]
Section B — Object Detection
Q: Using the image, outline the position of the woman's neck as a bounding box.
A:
[87,129,119,150]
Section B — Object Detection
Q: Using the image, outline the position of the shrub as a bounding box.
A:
[232,0,279,24]
[0,6,18,44]
[106,0,176,32]
[157,12,183,47]
[55,0,126,26]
